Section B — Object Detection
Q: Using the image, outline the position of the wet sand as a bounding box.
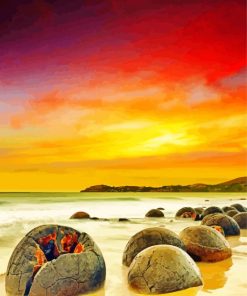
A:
[1,222,247,296]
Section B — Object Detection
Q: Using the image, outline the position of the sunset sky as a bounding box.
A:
[0,0,246,191]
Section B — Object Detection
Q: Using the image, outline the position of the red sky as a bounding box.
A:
[0,0,246,191]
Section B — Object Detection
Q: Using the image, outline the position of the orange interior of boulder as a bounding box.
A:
[36,231,85,263]
[25,231,85,295]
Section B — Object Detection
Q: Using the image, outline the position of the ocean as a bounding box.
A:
[0,192,247,296]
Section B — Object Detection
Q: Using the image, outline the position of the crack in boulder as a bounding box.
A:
[5,224,106,296]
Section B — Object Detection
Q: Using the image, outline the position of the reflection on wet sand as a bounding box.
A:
[80,288,105,296]
[126,287,201,296]
[198,258,232,291]
[227,231,247,256]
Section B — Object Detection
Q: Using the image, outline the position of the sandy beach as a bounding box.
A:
[0,192,247,296]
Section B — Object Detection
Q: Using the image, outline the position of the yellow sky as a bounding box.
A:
[0,1,246,191]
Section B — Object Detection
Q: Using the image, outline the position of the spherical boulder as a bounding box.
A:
[233,212,247,229]
[6,225,106,296]
[201,213,240,236]
[175,207,196,218]
[128,245,202,294]
[122,227,185,267]
[118,218,130,222]
[231,203,246,212]
[202,206,223,217]
[145,209,164,217]
[70,211,90,219]
[180,225,231,262]
[226,209,239,217]
[222,206,236,213]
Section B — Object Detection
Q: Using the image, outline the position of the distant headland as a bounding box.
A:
[81,177,247,192]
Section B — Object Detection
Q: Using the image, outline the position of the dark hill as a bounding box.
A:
[81,177,247,192]
[216,177,247,186]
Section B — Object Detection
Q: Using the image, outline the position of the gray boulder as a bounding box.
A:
[122,227,185,267]
[128,245,202,294]
[226,209,239,217]
[233,212,247,229]
[180,225,231,262]
[231,203,246,212]
[145,209,164,217]
[201,213,240,236]
[202,206,223,217]
[222,206,236,213]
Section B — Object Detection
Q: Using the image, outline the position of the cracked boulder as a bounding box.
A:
[175,207,196,218]
[201,213,240,236]
[122,227,185,267]
[128,245,202,294]
[5,225,106,296]
[180,225,232,262]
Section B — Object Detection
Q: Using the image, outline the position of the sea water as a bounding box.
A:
[0,192,247,296]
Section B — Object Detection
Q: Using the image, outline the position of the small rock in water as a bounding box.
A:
[145,209,164,217]
[118,218,130,222]
[70,211,90,219]
[128,245,202,294]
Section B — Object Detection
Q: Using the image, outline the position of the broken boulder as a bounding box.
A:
[5,224,105,296]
